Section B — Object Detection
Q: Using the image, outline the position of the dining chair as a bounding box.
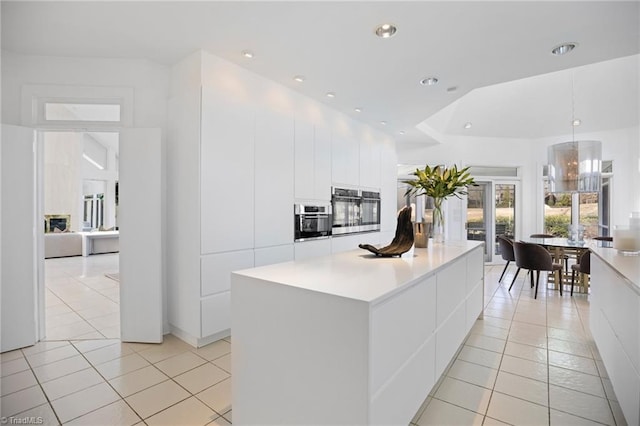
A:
[511,241,564,299]
[571,249,591,295]
[530,233,569,272]
[496,235,516,283]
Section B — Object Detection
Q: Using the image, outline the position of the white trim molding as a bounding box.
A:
[21,84,134,128]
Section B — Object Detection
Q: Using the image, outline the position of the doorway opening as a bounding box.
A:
[466,178,519,263]
[41,130,120,340]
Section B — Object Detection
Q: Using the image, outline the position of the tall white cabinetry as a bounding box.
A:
[294,119,331,201]
[255,107,294,248]
[167,50,397,346]
[201,89,255,254]
[359,135,381,190]
[332,129,360,187]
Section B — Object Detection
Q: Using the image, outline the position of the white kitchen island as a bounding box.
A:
[231,240,484,425]
[590,246,640,426]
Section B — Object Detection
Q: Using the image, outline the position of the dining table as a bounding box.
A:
[521,237,611,294]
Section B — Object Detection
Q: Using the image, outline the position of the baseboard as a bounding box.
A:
[169,325,230,348]
[197,329,231,348]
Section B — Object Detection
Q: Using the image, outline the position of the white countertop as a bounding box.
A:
[233,240,483,304]
[590,246,640,294]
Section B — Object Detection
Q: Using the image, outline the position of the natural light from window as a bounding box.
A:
[44,103,121,122]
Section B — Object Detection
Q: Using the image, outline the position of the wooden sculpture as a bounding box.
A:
[359,206,414,257]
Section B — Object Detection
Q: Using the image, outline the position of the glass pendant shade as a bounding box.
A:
[548,140,602,193]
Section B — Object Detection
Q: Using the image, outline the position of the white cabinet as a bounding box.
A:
[332,131,359,186]
[314,124,332,201]
[255,107,294,248]
[201,292,231,338]
[201,88,255,254]
[294,120,332,201]
[255,244,294,267]
[379,140,397,233]
[294,119,314,200]
[591,254,640,426]
[359,136,381,189]
[201,250,255,297]
[232,243,484,425]
[294,239,331,261]
[331,234,362,254]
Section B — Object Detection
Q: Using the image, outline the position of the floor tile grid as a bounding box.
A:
[484,269,618,426]
[44,254,121,341]
[2,335,233,424]
[5,258,626,425]
[70,337,232,424]
[413,265,625,426]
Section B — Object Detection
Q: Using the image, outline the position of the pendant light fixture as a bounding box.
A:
[547,74,602,193]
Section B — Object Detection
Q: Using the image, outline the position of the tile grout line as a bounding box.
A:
[79,341,231,423]
[15,347,63,425]
[484,265,516,425]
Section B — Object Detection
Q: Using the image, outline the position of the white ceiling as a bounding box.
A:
[2,1,639,144]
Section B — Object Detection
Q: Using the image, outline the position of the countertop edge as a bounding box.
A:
[231,240,484,304]
[590,246,640,295]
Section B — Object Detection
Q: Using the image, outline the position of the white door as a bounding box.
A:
[1,124,39,352]
[119,128,163,343]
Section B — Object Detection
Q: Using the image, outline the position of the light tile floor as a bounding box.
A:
[411,265,626,426]
[44,254,121,340]
[0,261,628,425]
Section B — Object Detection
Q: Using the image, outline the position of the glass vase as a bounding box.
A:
[414,220,429,248]
[432,198,445,243]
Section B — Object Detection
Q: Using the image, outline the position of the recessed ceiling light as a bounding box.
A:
[380,121,387,126]
[572,118,582,126]
[326,92,336,98]
[354,107,362,113]
[463,122,472,129]
[551,43,577,56]
[375,23,397,38]
[241,50,254,58]
[420,77,439,86]
[293,75,305,82]
[399,130,405,135]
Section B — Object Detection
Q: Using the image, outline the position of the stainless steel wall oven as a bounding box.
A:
[294,203,332,241]
[331,187,361,236]
[360,190,381,232]
[331,187,381,236]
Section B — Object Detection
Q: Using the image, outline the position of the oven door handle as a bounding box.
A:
[332,196,361,201]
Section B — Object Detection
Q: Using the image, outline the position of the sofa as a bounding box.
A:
[91,234,120,254]
[44,232,82,258]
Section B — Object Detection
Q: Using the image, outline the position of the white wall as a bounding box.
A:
[1,50,171,333]
[397,124,640,238]
[398,135,536,239]
[1,50,169,129]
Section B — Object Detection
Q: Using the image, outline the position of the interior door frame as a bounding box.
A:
[34,126,163,344]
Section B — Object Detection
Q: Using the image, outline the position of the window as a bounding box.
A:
[45,103,121,122]
[22,84,133,127]
[543,161,611,238]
